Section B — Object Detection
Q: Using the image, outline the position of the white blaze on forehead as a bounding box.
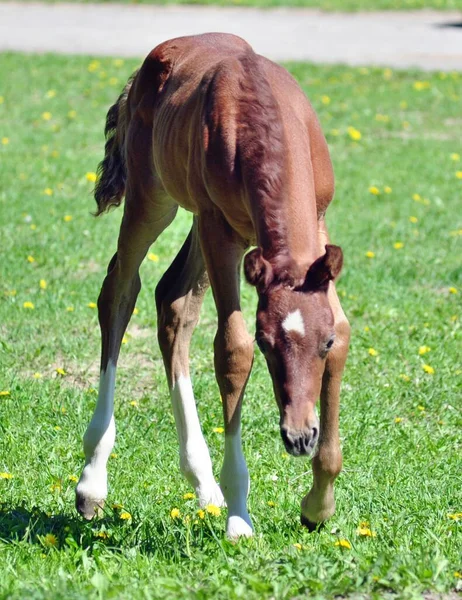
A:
[282,309,305,336]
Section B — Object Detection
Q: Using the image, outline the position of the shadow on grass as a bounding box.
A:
[0,504,236,559]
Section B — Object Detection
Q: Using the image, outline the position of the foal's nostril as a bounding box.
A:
[280,426,318,456]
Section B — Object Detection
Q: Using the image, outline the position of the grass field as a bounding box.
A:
[11,0,462,10]
[0,54,461,599]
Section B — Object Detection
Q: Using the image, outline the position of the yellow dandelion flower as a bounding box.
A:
[129,400,138,407]
[0,472,13,479]
[67,110,77,119]
[42,112,52,121]
[383,68,393,80]
[33,372,42,379]
[0,96,4,104]
[422,364,434,375]
[347,126,361,141]
[54,426,61,431]
[205,504,221,517]
[394,417,403,423]
[55,368,66,376]
[88,60,100,72]
[417,405,425,411]
[43,188,53,196]
[1,137,9,145]
[409,216,418,223]
[110,453,118,458]
[39,279,47,290]
[449,287,458,294]
[450,153,460,161]
[384,186,392,194]
[51,150,59,158]
[293,543,302,550]
[85,172,97,183]
[455,572,462,579]
[357,527,376,537]
[122,336,129,345]
[413,81,430,91]
[66,306,74,312]
[46,90,56,99]
[63,215,72,222]
[0,390,10,396]
[321,95,331,105]
[60,407,66,414]
[183,492,196,500]
[368,186,380,195]
[447,512,462,521]
[112,503,123,510]
[418,345,431,355]
[96,531,109,539]
[334,539,351,549]
[133,307,139,315]
[412,193,421,202]
[267,500,276,507]
[23,301,35,309]
[456,171,462,179]
[368,348,378,357]
[27,255,35,263]
[148,253,159,262]
[50,482,62,492]
[365,251,375,258]
[213,427,224,434]
[43,533,58,547]
[197,509,205,519]
[30,224,36,230]
[170,508,181,519]
[87,302,97,309]
[393,242,404,249]
[120,511,132,520]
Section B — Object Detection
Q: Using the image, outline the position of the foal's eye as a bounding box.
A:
[326,336,335,350]
[322,334,335,356]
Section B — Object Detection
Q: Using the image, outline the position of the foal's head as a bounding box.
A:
[244,245,343,456]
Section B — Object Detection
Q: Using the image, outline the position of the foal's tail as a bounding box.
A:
[94,70,139,216]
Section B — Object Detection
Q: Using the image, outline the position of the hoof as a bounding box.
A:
[300,513,323,533]
[75,491,104,520]
[197,482,226,509]
[226,515,254,540]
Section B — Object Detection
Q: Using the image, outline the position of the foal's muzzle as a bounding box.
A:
[280,425,319,456]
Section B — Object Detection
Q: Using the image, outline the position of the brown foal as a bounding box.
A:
[75,33,350,538]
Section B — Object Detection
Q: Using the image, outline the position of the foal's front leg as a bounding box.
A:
[301,283,350,528]
[199,212,254,538]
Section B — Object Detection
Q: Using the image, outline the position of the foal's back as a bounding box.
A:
[128,33,334,243]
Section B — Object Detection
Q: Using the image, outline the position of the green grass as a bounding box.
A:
[5,0,462,10]
[0,54,461,599]
[10,0,462,11]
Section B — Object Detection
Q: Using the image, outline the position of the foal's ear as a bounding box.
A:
[303,244,343,291]
[244,248,274,292]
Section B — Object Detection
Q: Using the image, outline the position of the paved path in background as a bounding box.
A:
[0,2,461,70]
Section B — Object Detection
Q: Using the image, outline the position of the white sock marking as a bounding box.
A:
[171,375,224,507]
[220,428,253,538]
[282,309,305,336]
[77,362,116,504]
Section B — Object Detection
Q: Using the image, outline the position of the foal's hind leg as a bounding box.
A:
[156,217,224,507]
[76,201,177,519]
